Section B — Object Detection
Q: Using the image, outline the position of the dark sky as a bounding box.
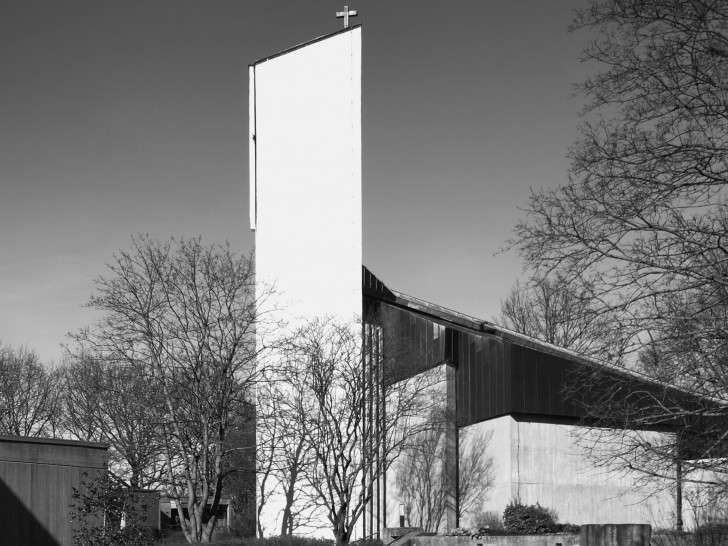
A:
[1,0,593,363]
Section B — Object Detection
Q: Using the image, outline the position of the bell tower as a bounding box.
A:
[250,26,362,325]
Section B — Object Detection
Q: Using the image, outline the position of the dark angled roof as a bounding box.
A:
[362,265,725,434]
[250,24,362,66]
[363,265,593,364]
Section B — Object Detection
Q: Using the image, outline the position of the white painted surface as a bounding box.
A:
[250,28,363,538]
[465,417,675,527]
[249,65,256,231]
[251,28,362,326]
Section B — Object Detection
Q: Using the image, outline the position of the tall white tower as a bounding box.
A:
[250,27,362,326]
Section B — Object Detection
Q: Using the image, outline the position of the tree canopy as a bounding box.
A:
[509,0,728,507]
[72,236,264,543]
[513,0,728,354]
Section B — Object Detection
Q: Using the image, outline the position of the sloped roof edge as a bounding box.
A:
[361,265,679,390]
[250,24,362,66]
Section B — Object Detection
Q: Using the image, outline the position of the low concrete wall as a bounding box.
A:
[413,534,579,546]
[581,524,651,546]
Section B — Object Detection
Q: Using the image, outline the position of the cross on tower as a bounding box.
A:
[336,6,358,28]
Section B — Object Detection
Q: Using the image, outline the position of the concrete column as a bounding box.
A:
[443,363,459,529]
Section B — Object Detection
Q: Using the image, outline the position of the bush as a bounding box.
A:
[471,511,504,532]
[502,499,557,534]
[552,523,580,534]
[70,471,159,546]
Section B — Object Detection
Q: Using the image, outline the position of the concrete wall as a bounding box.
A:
[466,417,675,527]
[250,28,362,537]
[413,533,580,546]
[251,27,362,327]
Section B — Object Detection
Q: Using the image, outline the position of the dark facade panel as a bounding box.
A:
[469,337,479,424]
[523,346,539,414]
[510,343,526,414]
[0,436,108,546]
[537,350,551,415]
[502,341,511,411]
[561,359,582,417]
[455,341,466,423]
[453,330,508,427]
[371,296,591,427]
[488,338,498,418]
[550,354,565,416]
[379,302,447,376]
[362,266,396,302]
[366,273,715,435]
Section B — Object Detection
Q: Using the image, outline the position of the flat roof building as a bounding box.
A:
[0,435,108,546]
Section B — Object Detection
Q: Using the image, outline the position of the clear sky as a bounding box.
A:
[1,1,593,364]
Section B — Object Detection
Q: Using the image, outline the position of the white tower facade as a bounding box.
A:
[250,27,362,326]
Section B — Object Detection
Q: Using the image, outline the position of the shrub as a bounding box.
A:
[502,499,557,534]
[552,523,580,534]
[70,471,159,546]
[471,511,504,532]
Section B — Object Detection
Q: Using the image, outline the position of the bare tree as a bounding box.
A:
[74,236,270,543]
[277,317,442,546]
[220,401,257,537]
[254,380,283,538]
[60,352,165,489]
[508,0,728,517]
[254,378,319,537]
[0,344,61,437]
[458,428,495,525]
[395,409,495,532]
[276,409,318,536]
[496,276,616,360]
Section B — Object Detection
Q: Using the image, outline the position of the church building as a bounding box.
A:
[249,24,681,537]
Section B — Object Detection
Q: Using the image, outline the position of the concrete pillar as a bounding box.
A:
[443,363,459,529]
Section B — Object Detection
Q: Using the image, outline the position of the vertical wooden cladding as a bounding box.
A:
[362,266,396,302]
[510,343,526,414]
[507,344,585,421]
[455,330,507,427]
[378,303,446,374]
[372,296,588,428]
[444,331,584,426]
[0,436,108,546]
[549,353,565,416]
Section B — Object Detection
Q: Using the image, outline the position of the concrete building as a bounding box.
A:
[361,268,676,532]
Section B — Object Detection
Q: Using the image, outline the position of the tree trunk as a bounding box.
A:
[257,506,265,538]
[280,460,300,535]
[676,459,683,532]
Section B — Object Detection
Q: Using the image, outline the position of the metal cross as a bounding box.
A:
[336,6,358,28]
